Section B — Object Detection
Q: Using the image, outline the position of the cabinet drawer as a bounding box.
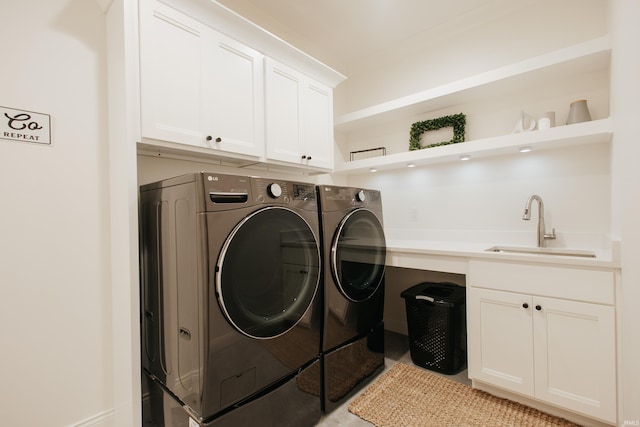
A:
[468,260,614,305]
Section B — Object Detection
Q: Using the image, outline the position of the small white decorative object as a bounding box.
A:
[513,110,536,133]
[538,111,555,130]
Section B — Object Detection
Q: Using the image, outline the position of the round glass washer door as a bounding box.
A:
[216,207,320,339]
[331,208,386,302]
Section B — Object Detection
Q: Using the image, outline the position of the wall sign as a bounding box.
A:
[1,106,51,145]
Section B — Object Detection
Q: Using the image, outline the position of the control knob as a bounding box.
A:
[355,190,366,202]
[267,183,282,198]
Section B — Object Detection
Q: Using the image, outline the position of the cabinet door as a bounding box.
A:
[302,81,333,169]
[533,296,616,423]
[265,59,334,170]
[265,59,302,164]
[204,32,264,157]
[468,288,535,396]
[139,0,207,147]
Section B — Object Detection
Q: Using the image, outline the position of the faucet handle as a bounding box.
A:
[544,228,557,241]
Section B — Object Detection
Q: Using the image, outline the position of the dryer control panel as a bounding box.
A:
[317,185,382,212]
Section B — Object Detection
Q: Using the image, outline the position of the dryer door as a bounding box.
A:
[331,208,386,302]
[216,207,320,339]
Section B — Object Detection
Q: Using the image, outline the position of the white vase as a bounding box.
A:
[538,111,555,130]
[566,99,592,125]
[513,110,536,133]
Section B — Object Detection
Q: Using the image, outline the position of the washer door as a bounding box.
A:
[331,208,386,302]
[216,207,320,339]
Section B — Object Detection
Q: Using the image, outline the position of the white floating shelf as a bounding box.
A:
[334,118,613,174]
[335,36,611,132]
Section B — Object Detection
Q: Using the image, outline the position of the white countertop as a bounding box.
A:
[386,239,620,272]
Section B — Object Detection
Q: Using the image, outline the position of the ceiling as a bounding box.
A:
[216,0,514,74]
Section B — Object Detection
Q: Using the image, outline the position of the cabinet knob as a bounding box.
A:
[301,155,307,159]
[535,305,542,311]
[307,156,312,160]
[206,136,222,143]
[522,303,529,309]
[206,135,212,141]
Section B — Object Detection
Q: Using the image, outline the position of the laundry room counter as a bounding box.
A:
[385,239,620,274]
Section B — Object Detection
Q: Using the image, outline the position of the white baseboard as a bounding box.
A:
[69,409,116,427]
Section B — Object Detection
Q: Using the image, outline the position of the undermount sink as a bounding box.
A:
[485,245,597,258]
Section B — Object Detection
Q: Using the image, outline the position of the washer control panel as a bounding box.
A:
[253,178,316,207]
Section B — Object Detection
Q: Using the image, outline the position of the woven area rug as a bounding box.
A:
[348,363,580,427]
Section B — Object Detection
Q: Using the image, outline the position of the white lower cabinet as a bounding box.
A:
[468,261,617,424]
[468,288,536,395]
[265,58,334,170]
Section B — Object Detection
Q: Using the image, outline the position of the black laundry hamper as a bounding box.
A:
[401,282,467,374]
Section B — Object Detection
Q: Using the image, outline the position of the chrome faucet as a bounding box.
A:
[522,194,556,247]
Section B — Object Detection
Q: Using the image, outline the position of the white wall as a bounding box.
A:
[337,2,610,249]
[336,0,609,115]
[337,1,640,424]
[350,143,611,249]
[0,1,113,426]
[336,68,610,165]
[609,1,640,424]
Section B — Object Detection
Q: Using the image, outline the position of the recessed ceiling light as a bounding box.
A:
[407,163,416,168]
[459,155,471,161]
[369,167,377,172]
[519,146,532,153]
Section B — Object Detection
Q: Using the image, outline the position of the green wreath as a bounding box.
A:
[409,113,466,150]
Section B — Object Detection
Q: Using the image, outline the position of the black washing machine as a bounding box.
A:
[316,185,386,413]
[139,173,322,426]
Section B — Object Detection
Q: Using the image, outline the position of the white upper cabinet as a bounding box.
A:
[264,60,300,163]
[139,0,205,147]
[137,0,345,172]
[265,58,334,171]
[139,0,264,159]
[203,32,264,158]
[302,81,334,169]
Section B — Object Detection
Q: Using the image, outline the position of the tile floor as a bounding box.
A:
[316,330,471,426]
